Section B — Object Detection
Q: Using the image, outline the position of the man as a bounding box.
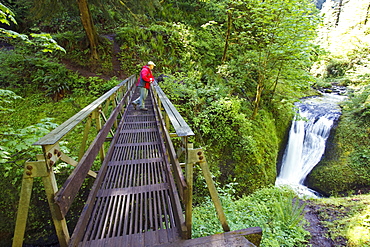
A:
[132,61,156,111]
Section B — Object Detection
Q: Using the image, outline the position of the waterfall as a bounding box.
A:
[276,93,346,197]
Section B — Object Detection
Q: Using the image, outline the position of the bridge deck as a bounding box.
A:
[77,89,182,246]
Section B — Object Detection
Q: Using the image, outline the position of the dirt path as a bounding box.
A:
[304,201,347,247]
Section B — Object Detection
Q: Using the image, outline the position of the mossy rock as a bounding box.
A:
[306,159,358,196]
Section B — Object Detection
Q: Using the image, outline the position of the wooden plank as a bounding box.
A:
[152,92,188,238]
[155,227,262,247]
[152,89,187,200]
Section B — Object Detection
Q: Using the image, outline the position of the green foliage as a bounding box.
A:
[52,30,114,74]
[159,74,282,196]
[0,89,22,113]
[1,118,58,167]
[1,2,65,55]
[0,91,97,246]
[0,2,17,25]
[0,49,120,101]
[0,117,60,244]
[115,23,196,74]
[193,186,309,246]
[0,51,74,96]
[313,194,370,246]
[326,58,350,78]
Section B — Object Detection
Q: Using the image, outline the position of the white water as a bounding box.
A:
[275,94,346,197]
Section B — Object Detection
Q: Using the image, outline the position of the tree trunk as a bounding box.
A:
[222,10,232,62]
[335,0,343,26]
[251,56,267,120]
[365,3,370,25]
[252,82,264,120]
[76,0,99,60]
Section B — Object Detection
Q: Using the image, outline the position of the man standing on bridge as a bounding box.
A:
[132,61,156,111]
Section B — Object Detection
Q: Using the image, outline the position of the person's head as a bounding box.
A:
[147,61,156,70]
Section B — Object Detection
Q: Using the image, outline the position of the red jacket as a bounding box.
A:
[137,65,154,89]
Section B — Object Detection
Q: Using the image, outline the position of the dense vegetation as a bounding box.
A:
[1,0,369,246]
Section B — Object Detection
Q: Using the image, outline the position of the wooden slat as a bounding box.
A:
[97,183,170,197]
[154,227,262,247]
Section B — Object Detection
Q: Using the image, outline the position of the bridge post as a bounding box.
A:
[13,145,70,247]
[184,141,194,239]
[41,144,70,247]
[12,162,37,247]
[93,107,105,161]
[187,146,230,233]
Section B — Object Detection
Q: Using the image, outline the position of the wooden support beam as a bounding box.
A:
[60,152,97,178]
[12,163,37,247]
[78,115,92,161]
[13,156,70,247]
[199,158,230,232]
[188,147,230,233]
[184,141,193,239]
[42,171,70,247]
[93,107,105,162]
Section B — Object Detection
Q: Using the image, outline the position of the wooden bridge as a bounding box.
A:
[12,76,262,247]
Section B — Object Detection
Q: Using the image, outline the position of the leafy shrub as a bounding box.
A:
[326,59,350,78]
[159,73,279,196]
[192,186,309,247]
[0,89,22,114]
[0,51,36,89]
[31,60,79,101]
[0,118,60,245]
[115,23,195,74]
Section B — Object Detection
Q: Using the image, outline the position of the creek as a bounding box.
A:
[275,91,347,197]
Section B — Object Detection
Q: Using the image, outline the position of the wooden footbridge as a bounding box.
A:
[12,76,262,247]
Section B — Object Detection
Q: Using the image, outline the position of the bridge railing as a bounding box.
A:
[13,75,137,247]
[152,84,230,239]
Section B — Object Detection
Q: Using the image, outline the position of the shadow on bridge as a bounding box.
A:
[12,76,262,247]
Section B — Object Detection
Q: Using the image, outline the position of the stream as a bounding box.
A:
[275,92,347,197]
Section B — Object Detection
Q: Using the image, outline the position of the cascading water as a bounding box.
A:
[275,93,347,197]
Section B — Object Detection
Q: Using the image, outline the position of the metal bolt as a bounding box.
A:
[54,149,58,155]
[26,165,33,170]
[199,156,204,160]
[26,171,32,176]
[49,160,54,166]
[197,151,202,156]
[47,153,52,159]
[57,151,62,157]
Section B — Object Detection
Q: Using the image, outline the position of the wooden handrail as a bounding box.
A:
[153,84,194,137]
[34,75,136,146]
